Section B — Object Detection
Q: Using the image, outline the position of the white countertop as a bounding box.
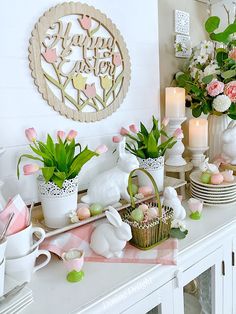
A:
[22,202,236,314]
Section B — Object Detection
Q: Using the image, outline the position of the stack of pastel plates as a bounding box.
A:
[190,171,236,206]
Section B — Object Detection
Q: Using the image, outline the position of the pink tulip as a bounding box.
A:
[129,124,138,134]
[162,117,169,127]
[120,127,129,136]
[112,136,122,143]
[42,48,58,63]
[23,164,40,175]
[173,128,184,139]
[57,131,66,140]
[84,83,96,99]
[67,130,78,141]
[79,15,92,30]
[95,144,108,155]
[25,128,37,142]
[113,53,122,67]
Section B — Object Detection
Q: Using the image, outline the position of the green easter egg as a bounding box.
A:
[90,203,103,216]
[67,270,84,283]
[130,208,144,222]
[201,172,211,184]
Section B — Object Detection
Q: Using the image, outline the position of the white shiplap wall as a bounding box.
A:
[0,0,160,202]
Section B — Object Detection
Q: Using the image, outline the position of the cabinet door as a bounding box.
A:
[122,280,174,314]
[233,237,236,314]
[174,248,224,314]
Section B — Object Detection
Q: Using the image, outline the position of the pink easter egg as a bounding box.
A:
[138,204,149,213]
[211,173,224,185]
[221,170,234,183]
[77,207,91,220]
[138,186,153,197]
[147,207,158,220]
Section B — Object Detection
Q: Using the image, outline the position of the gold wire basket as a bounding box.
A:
[120,168,173,250]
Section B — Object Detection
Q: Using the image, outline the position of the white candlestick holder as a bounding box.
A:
[165,117,187,166]
[188,146,209,168]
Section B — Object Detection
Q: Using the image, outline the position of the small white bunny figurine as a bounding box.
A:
[90,206,132,258]
[222,120,236,165]
[163,187,186,221]
[81,138,139,207]
[199,157,219,174]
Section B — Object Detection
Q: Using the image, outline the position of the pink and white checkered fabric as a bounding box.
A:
[40,222,178,265]
[0,194,29,236]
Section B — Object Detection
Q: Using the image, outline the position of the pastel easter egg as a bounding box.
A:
[77,207,91,220]
[130,208,144,222]
[211,173,224,185]
[138,186,153,197]
[221,170,234,183]
[201,172,211,184]
[138,204,149,213]
[147,207,158,220]
[90,203,103,216]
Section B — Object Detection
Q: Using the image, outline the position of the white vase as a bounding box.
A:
[208,114,230,162]
[138,156,164,192]
[37,176,79,229]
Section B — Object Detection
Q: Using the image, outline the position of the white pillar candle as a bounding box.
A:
[165,87,185,118]
[189,119,208,148]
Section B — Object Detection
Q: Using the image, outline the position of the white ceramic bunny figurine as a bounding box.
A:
[222,120,236,165]
[81,138,139,207]
[162,187,186,220]
[199,157,219,173]
[90,206,132,258]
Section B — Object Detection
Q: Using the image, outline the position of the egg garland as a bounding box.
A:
[69,184,155,224]
[200,170,234,185]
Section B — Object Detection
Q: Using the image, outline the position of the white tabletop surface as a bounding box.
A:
[21,202,236,314]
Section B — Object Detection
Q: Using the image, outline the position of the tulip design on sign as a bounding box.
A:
[29,2,131,122]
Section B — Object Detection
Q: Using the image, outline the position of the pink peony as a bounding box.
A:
[67,130,78,141]
[25,128,37,142]
[162,117,169,127]
[57,131,66,140]
[95,144,108,154]
[112,136,122,143]
[229,48,236,61]
[129,124,138,133]
[23,164,40,175]
[224,81,236,102]
[206,79,224,97]
[79,15,91,30]
[173,128,184,139]
[42,48,57,63]
[120,127,129,136]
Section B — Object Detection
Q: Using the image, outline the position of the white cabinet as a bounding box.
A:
[173,248,224,314]
[122,280,174,314]
[233,237,236,314]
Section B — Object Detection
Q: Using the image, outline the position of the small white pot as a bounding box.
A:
[37,176,79,229]
[138,157,164,192]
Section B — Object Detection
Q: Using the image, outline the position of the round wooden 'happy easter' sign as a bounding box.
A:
[29,2,131,122]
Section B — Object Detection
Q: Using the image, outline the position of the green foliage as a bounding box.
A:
[205,16,220,33]
[205,16,236,44]
[124,116,177,159]
[17,133,98,188]
[170,228,188,239]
